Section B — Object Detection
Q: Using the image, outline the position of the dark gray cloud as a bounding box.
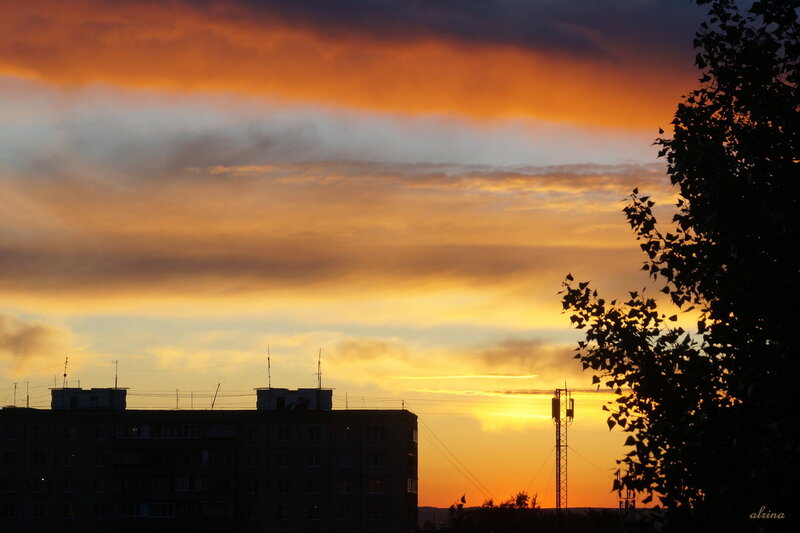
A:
[333,339,409,362]
[0,313,65,367]
[200,0,702,67]
[477,338,578,375]
[0,238,639,296]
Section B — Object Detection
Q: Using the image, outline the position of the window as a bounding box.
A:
[33,451,47,466]
[367,480,385,494]
[338,454,352,468]
[174,476,200,492]
[0,426,13,440]
[277,478,290,494]
[32,504,45,519]
[307,426,321,441]
[2,451,14,465]
[308,505,320,520]
[207,477,231,492]
[33,425,47,439]
[149,424,173,439]
[121,424,141,438]
[368,453,384,468]
[34,477,47,492]
[407,478,418,494]
[408,452,418,468]
[115,503,141,517]
[95,479,106,494]
[64,451,78,466]
[367,426,385,442]
[339,479,352,495]
[96,452,109,466]
[338,505,352,520]
[307,453,320,468]
[64,504,77,519]
[341,425,351,442]
[147,503,175,518]
[0,504,14,518]
[246,450,258,467]
[366,505,384,520]
[307,478,319,494]
[276,453,288,468]
[246,479,259,494]
[246,426,260,440]
[177,424,200,438]
[278,426,289,441]
[94,504,108,519]
[64,478,75,493]
[276,505,288,521]
[64,426,78,440]
[176,503,199,518]
[0,478,14,492]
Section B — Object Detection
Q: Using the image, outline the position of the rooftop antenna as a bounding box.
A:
[267,346,272,389]
[26,381,29,408]
[62,357,69,388]
[112,360,119,389]
[211,381,221,410]
[13,382,17,407]
[317,348,322,389]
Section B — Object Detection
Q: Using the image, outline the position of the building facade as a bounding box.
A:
[0,388,418,533]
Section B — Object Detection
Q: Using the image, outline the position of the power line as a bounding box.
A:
[525,446,554,494]
[567,445,616,480]
[415,412,495,502]
[419,429,493,503]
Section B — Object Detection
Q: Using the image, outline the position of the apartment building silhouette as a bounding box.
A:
[0,387,418,533]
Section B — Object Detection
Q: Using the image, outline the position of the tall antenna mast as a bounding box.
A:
[62,357,69,388]
[113,360,119,389]
[317,348,322,389]
[267,346,272,389]
[552,384,574,513]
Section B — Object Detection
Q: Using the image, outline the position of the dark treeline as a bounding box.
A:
[417,493,638,533]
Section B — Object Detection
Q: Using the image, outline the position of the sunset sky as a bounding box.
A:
[0,0,704,508]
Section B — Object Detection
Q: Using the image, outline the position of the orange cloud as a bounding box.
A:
[0,1,693,128]
[0,161,651,306]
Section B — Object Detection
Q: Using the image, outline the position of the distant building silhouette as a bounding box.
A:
[0,387,418,532]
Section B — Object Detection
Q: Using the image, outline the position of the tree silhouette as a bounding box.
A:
[562,0,798,530]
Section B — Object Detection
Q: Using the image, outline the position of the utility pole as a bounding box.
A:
[552,386,574,512]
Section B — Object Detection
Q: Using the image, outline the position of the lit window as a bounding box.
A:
[367,480,385,494]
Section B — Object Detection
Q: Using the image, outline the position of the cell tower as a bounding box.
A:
[552,386,574,511]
